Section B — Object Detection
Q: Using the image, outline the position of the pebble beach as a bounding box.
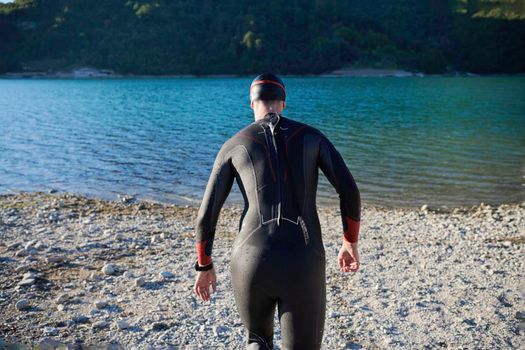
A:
[0,192,524,349]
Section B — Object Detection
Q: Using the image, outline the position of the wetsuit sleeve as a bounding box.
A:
[318,135,361,243]
[195,143,235,266]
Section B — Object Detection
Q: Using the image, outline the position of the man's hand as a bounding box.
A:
[338,242,360,272]
[194,268,217,302]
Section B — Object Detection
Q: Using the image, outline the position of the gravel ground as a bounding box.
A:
[0,192,524,349]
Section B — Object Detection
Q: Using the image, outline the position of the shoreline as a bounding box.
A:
[0,191,524,348]
[2,189,524,214]
[2,67,525,79]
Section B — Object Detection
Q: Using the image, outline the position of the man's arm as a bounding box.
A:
[318,134,361,243]
[195,143,235,267]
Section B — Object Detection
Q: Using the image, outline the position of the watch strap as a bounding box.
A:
[195,260,213,271]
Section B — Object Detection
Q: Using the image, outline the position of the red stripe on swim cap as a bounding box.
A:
[250,80,286,94]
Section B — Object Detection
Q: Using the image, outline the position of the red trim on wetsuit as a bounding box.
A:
[250,80,286,97]
[196,240,212,266]
[343,216,360,243]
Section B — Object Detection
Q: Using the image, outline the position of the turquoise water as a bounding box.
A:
[0,77,524,208]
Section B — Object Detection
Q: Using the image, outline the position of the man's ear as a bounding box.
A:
[250,100,254,110]
[282,101,286,109]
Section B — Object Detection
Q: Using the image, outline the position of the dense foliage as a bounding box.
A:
[0,0,524,74]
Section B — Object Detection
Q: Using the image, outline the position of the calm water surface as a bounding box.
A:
[0,77,524,208]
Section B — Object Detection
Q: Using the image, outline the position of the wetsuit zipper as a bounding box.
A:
[267,115,282,226]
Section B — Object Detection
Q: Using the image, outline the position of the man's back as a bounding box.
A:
[196,112,359,258]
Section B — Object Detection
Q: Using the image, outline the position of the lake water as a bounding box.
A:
[0,77,523,208]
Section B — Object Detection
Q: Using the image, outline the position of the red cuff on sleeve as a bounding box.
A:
[343,216,360,243]
[196,240,212,266]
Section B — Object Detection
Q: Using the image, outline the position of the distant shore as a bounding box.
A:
[0,191,524,349]
[2,67,524,79]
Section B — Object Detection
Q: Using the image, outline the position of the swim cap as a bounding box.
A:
[250,73,286,102]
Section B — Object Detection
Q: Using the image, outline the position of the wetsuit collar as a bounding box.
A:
[255,112,282,127]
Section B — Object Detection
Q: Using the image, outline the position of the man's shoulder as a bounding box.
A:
[218,122,257,149]
[283,116,325,138]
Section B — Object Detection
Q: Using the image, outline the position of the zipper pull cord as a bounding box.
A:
[268,119,282,226]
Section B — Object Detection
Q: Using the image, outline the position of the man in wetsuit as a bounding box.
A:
[193,73,361,349]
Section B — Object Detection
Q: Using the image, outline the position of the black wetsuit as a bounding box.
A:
[195,112,361,349]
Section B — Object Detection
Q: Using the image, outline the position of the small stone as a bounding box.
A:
[49,188,57,194]
[151,322,169,331]
[15,299,29,310]
[56,294,69,304]
[160,232,168,240]
[214,325,229,336]
[24,250,37,259]
[47,255,65,263]
[383,337,394,345]
[15,249,28,257]
[123,271,133,279]
[502,240,512,247]
[101,263,116,275]
[24,240,37,250]
[115,232,124,241]
[159,271,174,279]
[115,320,131,330]
[119,195,135,204]
[57,304,65,312]
[135,277,146,287]
[92,321,109,330]
[420,204,428,212]
[43,327,58,336]
[7,242,21,250]
[158,333,170,342]
[15,265,29,273]
[18,278,36,287]
[94,300,108,309]
[72,315,90,324]
[34,241,48,250]
[23,271,37,279]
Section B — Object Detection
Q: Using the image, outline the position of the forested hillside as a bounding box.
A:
[1,0,524,75]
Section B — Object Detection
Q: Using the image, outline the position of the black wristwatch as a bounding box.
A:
[195,260,213,271]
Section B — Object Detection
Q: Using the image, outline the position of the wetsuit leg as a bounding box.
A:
[231,242,277,349]
[234,287,276,349]
[277,251,326,350]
